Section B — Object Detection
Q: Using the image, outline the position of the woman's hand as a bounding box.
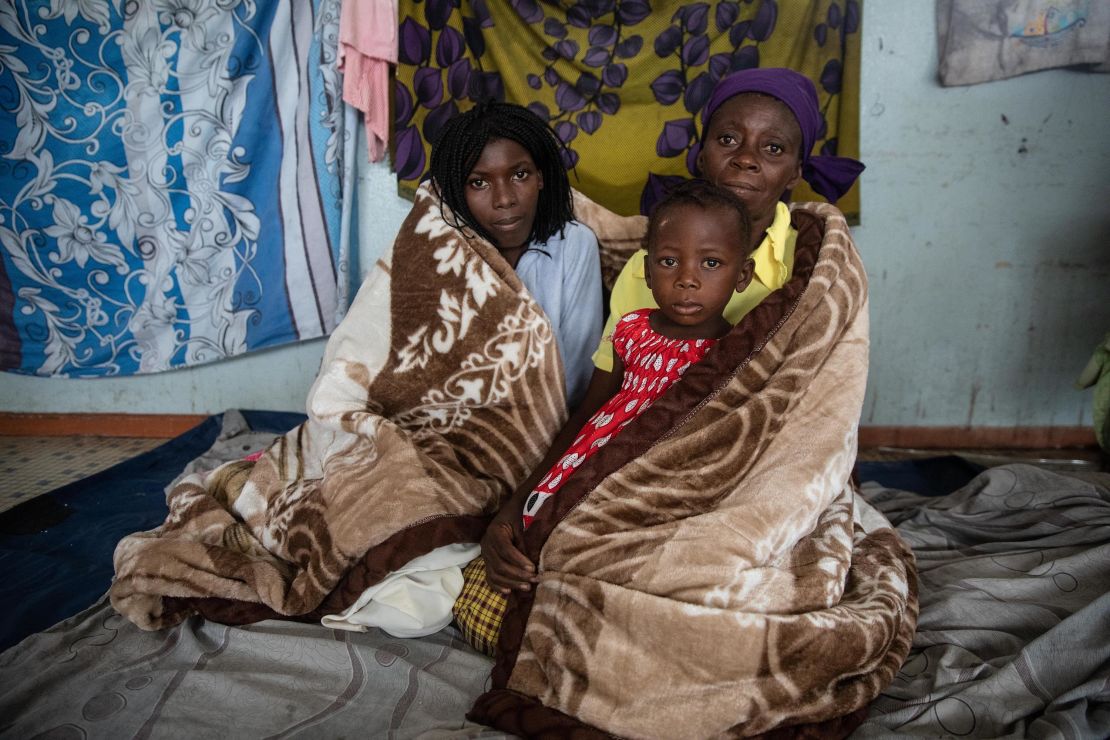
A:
[479,367,621,594]
[481,508,537,594]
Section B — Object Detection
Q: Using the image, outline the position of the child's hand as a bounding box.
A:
[480,514,538,594]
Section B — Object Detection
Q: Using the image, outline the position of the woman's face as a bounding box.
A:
[464,137,543,252]
[697,94,803,237]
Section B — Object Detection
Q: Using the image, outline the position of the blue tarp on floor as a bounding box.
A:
[0,411,306,652]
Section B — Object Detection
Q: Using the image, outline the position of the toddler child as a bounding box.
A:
[482,179,753,592]
[519,180,754,527]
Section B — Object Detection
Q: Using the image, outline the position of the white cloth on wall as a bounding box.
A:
[937,0,1110,86]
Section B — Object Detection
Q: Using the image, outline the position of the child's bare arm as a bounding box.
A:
[482,361,623,592]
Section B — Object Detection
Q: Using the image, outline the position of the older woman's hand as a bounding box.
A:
[480,507,538,594]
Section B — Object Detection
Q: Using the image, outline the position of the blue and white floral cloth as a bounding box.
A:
[0,0,352,376]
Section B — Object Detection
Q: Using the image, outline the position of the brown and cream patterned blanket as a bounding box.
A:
[111,181,568,629]
[471,200,918,738]
[111,189,916,738]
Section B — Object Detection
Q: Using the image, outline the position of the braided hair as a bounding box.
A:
[428,100,574,247]
[645,179,752,257]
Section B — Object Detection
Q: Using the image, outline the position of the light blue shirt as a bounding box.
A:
[515,220,603,410]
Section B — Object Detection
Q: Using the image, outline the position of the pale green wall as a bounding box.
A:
[2,3,1108,426]
[856,3,1108,426]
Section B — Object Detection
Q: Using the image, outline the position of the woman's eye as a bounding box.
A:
[718,134,735,146]
[766,143,784,155]
[512,169,529,180]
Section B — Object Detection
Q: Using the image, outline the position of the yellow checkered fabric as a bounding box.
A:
[452,556,507,657]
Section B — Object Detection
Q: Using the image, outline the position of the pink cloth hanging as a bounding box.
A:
[339,0,398,162]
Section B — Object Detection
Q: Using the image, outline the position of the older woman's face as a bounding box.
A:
[697,94,803,237]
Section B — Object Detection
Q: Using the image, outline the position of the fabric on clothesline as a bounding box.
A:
[0,1,351,377]
[393,1,863,219]
[937,0,1110,86]
[339,0,399,162]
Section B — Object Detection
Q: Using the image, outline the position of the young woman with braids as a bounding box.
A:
[427,101,603,408]
[417,103,606,650]
[292,102,602,641]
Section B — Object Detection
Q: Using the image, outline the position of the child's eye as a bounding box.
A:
[659,257,677,268]
[469,178,487,189]
[703,258,721,269]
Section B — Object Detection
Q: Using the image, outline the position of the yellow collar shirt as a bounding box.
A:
[591,200,797,372]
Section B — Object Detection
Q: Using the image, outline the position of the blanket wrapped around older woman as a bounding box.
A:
[111,185,917,738]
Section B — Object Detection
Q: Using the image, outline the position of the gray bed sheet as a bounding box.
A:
[856,465,1110,739]
[2,426,1108,739]
[0,601,507,739]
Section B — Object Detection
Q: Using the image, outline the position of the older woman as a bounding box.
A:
[481,67,867,594]
[468,68,915,740]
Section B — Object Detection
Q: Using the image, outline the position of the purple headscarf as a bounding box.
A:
[700,67,864,204]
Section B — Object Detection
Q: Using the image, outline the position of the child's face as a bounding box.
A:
[464,137,544,252]
[644,203,754,339]
[697,94,803,236]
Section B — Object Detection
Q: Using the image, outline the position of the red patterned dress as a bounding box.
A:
[522,309,717,528]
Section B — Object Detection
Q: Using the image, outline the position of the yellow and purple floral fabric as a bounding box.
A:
[395,0,861,218]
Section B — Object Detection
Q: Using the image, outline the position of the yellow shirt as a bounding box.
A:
[592,200,797,371]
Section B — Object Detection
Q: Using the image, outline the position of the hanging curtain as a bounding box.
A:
[393,0,861,219]
[0,0,352,377]
[937,0,1110,86]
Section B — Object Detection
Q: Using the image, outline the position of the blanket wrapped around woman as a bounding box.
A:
[472,197,919,738]
[110,185,917,738]
[111,181,569,629]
